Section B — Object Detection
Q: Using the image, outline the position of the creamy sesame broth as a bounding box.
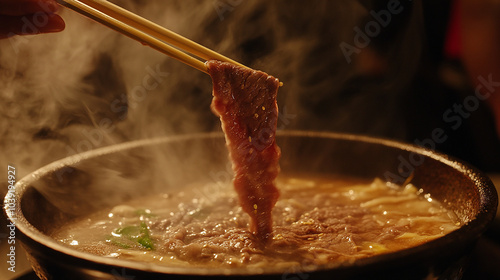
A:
[53,175,460,270]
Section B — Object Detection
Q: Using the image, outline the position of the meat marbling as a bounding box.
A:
[206,60,281,240]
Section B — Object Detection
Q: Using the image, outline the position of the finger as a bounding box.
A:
[0,0,59,16]
[0,13,65,39]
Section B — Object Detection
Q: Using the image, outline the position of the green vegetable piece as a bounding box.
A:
[137,235,154,249]
[138,222,154,250]
[105,235,132,249]
[115,226,141,237]
[109,222,154,250]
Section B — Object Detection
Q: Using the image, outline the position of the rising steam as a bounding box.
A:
[0,0,422,202]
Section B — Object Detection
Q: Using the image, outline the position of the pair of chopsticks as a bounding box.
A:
[56,0,246,74]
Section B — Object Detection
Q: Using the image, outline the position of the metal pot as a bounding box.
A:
[4,131,498,280]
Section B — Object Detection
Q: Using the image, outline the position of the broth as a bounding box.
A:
[53,175,460,270]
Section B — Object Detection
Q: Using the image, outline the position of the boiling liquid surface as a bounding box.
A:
[53,175,460,270]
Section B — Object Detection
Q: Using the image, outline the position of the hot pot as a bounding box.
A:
[4,131,498,280]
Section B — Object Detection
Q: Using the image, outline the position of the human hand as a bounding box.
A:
[0,0,65,39]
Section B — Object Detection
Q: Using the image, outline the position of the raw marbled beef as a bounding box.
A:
[207,60,281,241]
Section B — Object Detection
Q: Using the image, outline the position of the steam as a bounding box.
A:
[0,0,423,206]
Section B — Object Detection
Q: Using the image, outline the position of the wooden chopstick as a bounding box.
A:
[56,0,246,74]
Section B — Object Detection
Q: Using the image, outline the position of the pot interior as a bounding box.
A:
[13,131,498,277]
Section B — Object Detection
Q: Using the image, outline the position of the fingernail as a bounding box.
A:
[40,15,66,33]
